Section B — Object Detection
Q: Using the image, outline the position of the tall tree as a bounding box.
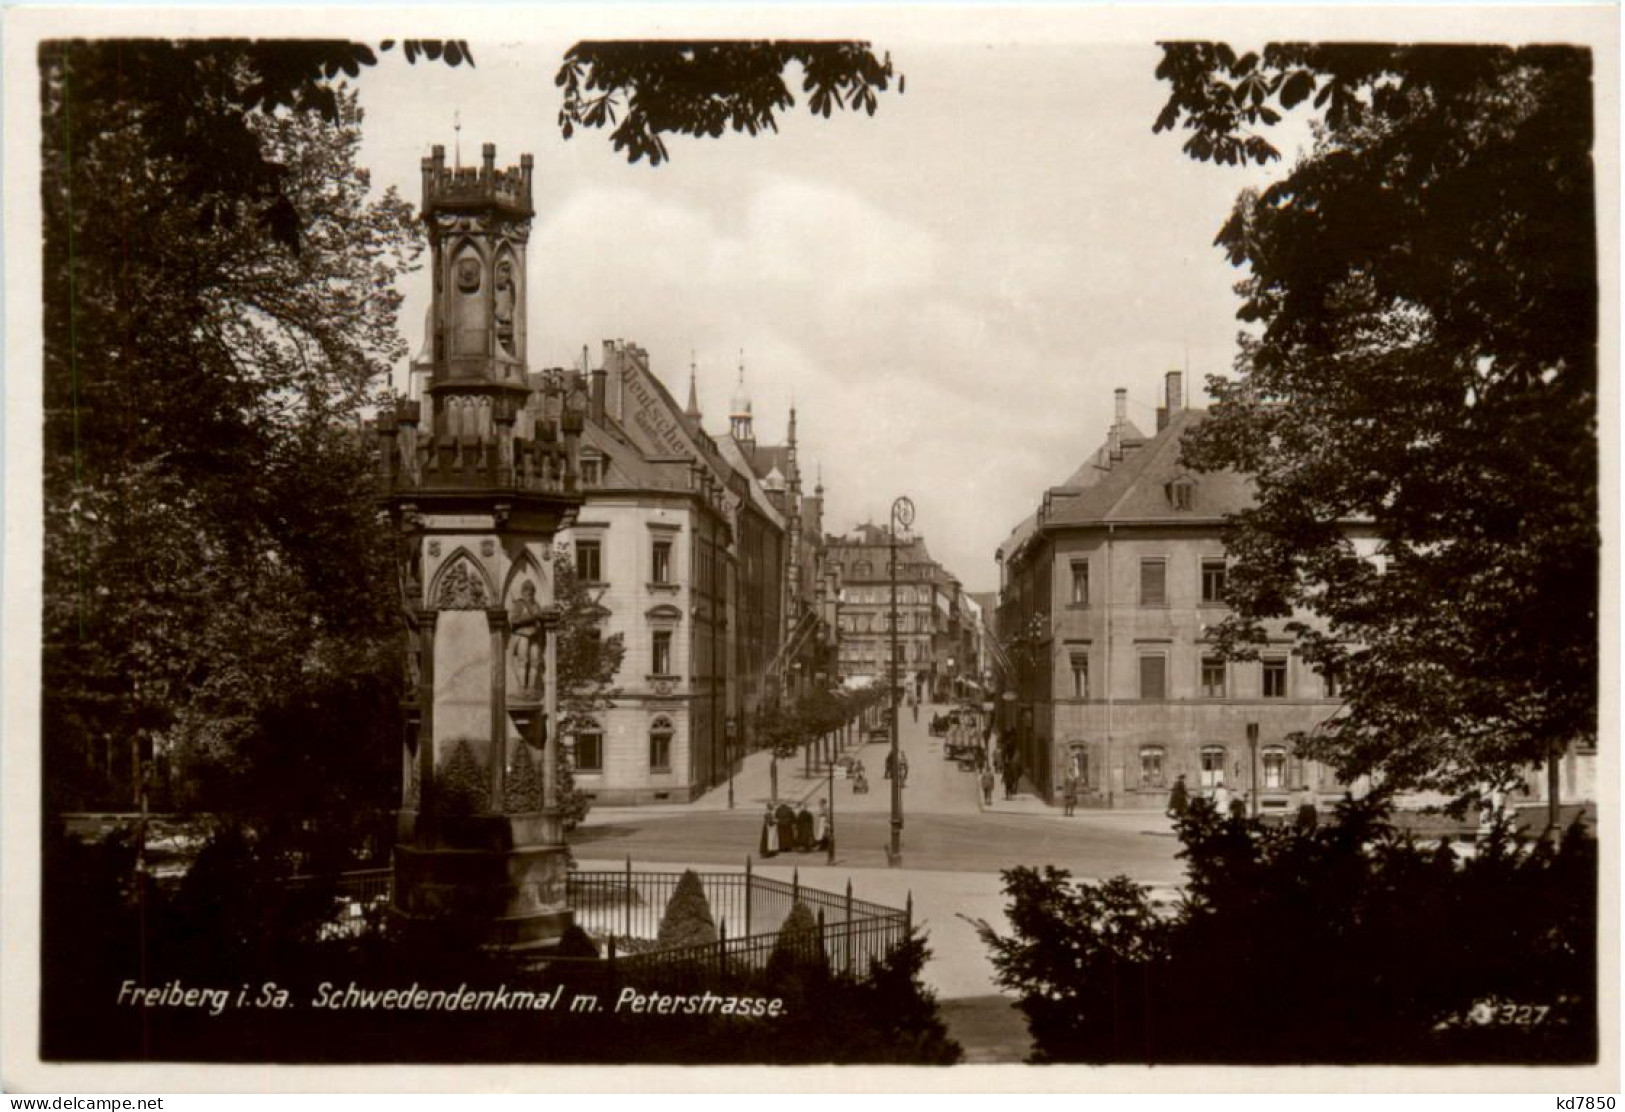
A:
[1154,45,1597,796]
[41,41,421,827]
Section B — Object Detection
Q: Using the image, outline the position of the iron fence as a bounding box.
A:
[292,860,912,977]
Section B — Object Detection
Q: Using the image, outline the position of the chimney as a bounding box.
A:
[481,142,496,178]
[1108,387,1126,459]
[1166,370,1183,420]
[590,361,607,424]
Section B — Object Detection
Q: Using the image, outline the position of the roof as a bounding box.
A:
[1043,409,1254,527]
[746,444,792,482]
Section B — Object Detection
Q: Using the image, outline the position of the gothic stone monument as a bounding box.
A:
[375,143,590,950]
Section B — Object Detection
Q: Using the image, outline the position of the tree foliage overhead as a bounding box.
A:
[556,41,900,165]
[1154,44,1597,795]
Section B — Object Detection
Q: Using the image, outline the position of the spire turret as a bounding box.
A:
[685,351,703,421]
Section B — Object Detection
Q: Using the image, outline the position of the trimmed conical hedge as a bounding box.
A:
[655,869,718,950]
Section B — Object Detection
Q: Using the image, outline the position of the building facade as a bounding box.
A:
[825,525,968,699]
[996,373,1365,810]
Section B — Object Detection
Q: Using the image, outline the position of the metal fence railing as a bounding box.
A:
[290,860,912,977]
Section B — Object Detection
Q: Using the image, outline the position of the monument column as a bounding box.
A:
[381,142,577,951]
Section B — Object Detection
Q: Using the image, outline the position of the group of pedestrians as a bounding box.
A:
[759,799,832,858]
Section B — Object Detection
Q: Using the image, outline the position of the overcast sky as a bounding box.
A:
[352,31,1299,593]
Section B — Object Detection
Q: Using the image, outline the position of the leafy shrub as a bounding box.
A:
[655,869,718,950]
[976,796,1596,1064]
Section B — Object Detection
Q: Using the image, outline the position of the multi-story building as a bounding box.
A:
[995,372,1367,811]
[549,341,747,805]
[825,525,966,699]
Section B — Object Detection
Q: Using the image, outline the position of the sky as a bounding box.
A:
[350,28,1301,593]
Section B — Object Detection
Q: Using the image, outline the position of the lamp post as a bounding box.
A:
[888,495,914,867]
[1247,721,1260,818]
[726,715,737,810]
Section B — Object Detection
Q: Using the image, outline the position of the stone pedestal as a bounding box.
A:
[392,812,572,951]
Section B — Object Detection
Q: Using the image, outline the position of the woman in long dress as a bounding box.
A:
[760,803,779,857]
[814,800,831,850]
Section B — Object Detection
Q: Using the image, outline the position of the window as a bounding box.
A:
[580,456,602,486]
[572,723,603,772]
[1166,476,1196,511]
[1263,657,1288,698]
[1262,746,1287,789]
[652,630,673,676]
[649,716,674,771]
[1321,667,1341,699]
[1140,558,1167,606]
[1201,656,1227,698]
[1070,654,1090,699]
[1140,746,1166,788]
[1201,558,1227,604]
[575,539,603,583]
[1139,654,1167,700]
[652,539,672,584]
[1200,745,1227,788]
[1070,562,1090,606]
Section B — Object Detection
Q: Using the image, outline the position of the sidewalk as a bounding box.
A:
[583,726,867,823]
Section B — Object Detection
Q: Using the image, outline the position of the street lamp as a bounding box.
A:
[889,494,914,867]
[1247,721,1260,818]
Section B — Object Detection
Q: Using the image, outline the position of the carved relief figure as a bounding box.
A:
[435,558,489,610]
[494,258,516,357]
[508,579,545,695]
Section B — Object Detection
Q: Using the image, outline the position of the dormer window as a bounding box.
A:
[1166,475,1196,511]
[580,454,603,486]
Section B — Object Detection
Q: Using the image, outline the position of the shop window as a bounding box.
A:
[1262,746,1287,789]
[1140,746,1166,788]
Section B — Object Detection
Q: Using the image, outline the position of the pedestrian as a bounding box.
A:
[899,753,910,787]
[775,802,796,851]
[853,767,870,794]
[1063,774,1078,817]
[1212,782,1231,816]
[759,803,779,858]
[1002,761,1017,800]
[815,799,831,851]
[884,750,895,780]
[1294,785,1319,833]
[980,767,995,806]
[1229,795,1247,821]
[1168,774,1190,819]
[795,804,815,852]
[911,698,919,723]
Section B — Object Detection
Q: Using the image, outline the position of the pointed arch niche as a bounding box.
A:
[429,547,496,768]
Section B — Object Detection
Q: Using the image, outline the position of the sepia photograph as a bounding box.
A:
[2,3,1616,1094]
